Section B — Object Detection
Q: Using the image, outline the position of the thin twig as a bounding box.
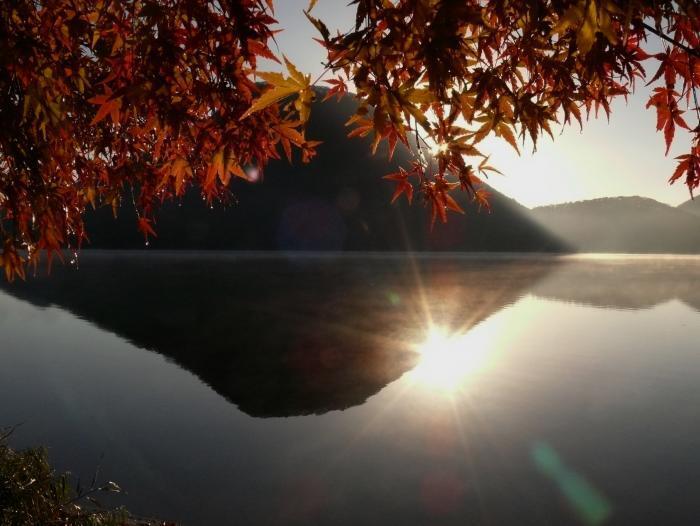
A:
[641,22,700,58]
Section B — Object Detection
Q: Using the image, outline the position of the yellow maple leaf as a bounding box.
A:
[552,0,618,56]
[242,57,312,123]
[577,0,598,55]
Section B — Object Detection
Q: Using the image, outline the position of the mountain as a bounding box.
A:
[84,93,565,253]
[679,197,700,217]
[532,196,700,253]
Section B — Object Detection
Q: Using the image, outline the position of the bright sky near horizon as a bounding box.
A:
[269,1,694,208]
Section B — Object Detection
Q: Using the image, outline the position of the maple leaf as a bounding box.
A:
[205,149,225,190]
[323,78,348,102]
[383,168,414,204]
[478,156,503,177]
[242,57,312,122]
[423,179,463,228]
[274,121,308,162]
[247,39,280,63]
[473,188,492,212]
[165,157,193,196]
[225,157,248,183]
[304,10,330,42]
[495,123,520,155]
[204,148,247,195]
[552,0,619,56]
[88,91,122,125]
[670,146,700,195]
[458,165,480,192]
[137,217,157,242]
[646,88,689,154]
[0,244,26,282]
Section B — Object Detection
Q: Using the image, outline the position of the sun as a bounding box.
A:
[408,321,500,393]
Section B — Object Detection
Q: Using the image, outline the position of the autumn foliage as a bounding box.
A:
[1,0,699,279]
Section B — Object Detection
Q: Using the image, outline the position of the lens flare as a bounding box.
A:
[409,319,501,393]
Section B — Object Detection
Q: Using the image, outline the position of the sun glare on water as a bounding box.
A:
[409,320,503,393]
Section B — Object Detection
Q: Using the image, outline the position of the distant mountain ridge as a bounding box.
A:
[531,196,700,253]
[679,197,700,217]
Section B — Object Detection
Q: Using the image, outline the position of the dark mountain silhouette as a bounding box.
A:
[678,197,700,217]
[2,253,558,417]
[532,196,700,253]
[84,93,565,253]
[81,92,700,254]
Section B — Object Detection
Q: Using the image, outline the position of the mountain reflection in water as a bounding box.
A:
[2,253,700,525]
[1,253,559,417]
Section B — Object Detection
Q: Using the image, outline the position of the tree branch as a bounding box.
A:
[642,22,700,59]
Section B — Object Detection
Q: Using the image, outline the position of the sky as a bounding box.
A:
[267,1,694,208]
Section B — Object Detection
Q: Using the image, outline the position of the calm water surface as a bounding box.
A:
[2,253,700,525]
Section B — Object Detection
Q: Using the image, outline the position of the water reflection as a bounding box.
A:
[530,255,700,311]
[409,317,505,393]
[3,254,700,411]
[2,254,700,525]
[0,253,557,417]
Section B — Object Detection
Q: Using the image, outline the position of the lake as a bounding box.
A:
[2,252,700,525]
